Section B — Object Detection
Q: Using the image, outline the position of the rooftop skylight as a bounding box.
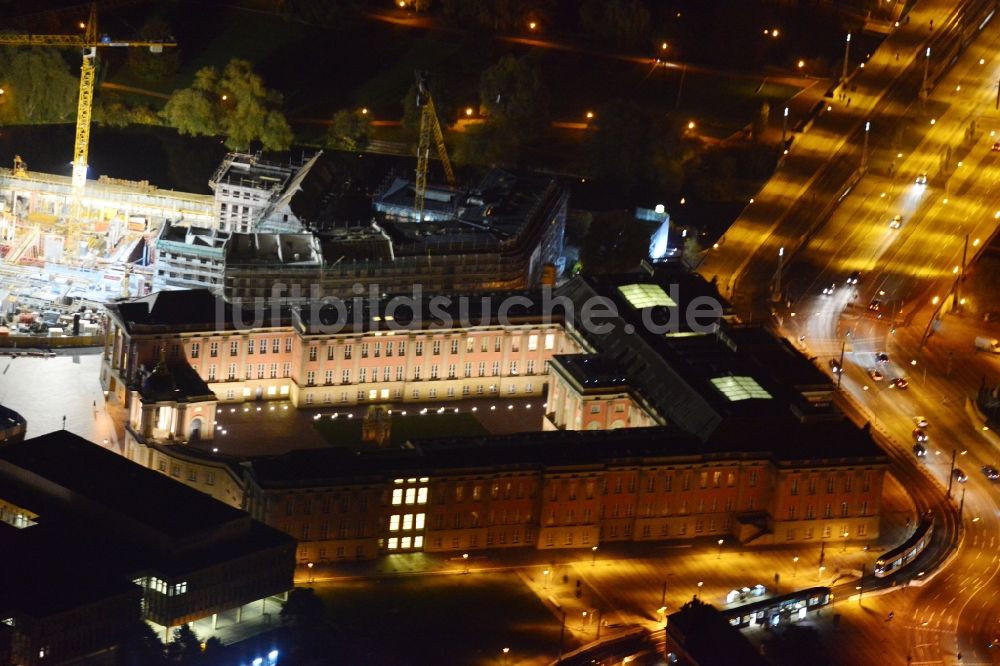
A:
[618,283,677,309]
[710,376,772,402]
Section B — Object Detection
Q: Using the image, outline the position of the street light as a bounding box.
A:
[842,531,849,552]
[502,647,510,665]
[841,32,851,82]
[543,568,550,589]
[591,545,598,567]
[465,107,474,117]
[793,556,799,578]
[585,111,594,120]
[922,47,931,100]
[528,20,537,31]
[463,552,469,574]
[581,611,588,630]
[717,539,724,559]
[307,561,314,584]
[781,106,789,146]
[862,120,870,169]
[695,581,703,599]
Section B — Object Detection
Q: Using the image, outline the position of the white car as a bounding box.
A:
[913,416,929,428]
[889,215,902,229]
[915,173,928,185]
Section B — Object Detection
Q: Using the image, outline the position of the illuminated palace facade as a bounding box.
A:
[101,267,889,562]
[101,289,581,420]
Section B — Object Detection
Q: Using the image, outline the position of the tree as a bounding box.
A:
[579,0,650,47]
[479,54,549,140]
[327,109,371,151]
[586,99,687,198]
[125,16,179,82]
[578,210,652,275]
[117,621,165,666]
[162,59,293,151]
[165,624,201,665]
[281,587,325,628]
[0,47,77,123]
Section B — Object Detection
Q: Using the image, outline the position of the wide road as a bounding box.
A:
[767,12,1000,660]
[698,0,996,317]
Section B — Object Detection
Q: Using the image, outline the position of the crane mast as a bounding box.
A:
[414,72,455,222]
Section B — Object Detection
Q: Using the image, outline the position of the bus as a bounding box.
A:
[874,515,934,578]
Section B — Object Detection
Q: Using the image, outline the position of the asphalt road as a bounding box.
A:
[767,16,1000,660]
[698,0,997,320]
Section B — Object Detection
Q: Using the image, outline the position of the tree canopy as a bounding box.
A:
[125,16,179,82]
[0,47,77,123]
[161,59,293,151]
[578,210,652,275]
[479,54,549,141]
[586,99,688,199]
[579,0,650,47]
[326,109,371,151]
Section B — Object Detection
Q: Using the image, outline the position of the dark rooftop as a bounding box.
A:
[247,418,885,489]
[0,431,246,541]
[552,354,630,390]
[667,600,770,666]
[106,289,290,334]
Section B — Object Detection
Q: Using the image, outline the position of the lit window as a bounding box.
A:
[403,514,413,530]
[388,538,398,550]
[710,376,772,401]
[401,536,411,549]
[528,334,538,351]
[419,477,429,482]
[390,515,400,531]
[405,488,416,504]
[416,513,425,529]
[618,283,677,309]
[392,489,403,505]
[414,536,424,548]
[417,487,428,504]
[544,333,555,350]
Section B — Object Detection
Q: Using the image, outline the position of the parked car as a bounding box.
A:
[912,428,928,442]
[953,468,968,483]
[992,141,1000,152]
[982,465,999,480]
[889,377,909,389]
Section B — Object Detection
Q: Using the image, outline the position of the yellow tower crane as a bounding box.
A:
[414,71,455,222]
[0,2,175,190]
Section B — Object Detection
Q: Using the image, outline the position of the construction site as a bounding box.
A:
[0,3,567,340]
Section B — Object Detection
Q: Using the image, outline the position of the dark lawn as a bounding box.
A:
[316,572,571,665]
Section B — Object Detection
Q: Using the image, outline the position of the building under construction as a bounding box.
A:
[218,167,567,303]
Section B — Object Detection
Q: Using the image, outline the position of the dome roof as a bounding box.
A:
[139,350,178,402]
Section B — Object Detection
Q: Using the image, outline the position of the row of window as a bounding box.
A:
[786,501,870,520]
[197,338,294,359]
[789,473,873,495]
[306,333,556,362]
[301,382,534,405]
[785,523,868,541]
[157,459,216,486]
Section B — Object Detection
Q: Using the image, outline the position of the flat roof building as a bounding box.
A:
[0,430,295,664]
